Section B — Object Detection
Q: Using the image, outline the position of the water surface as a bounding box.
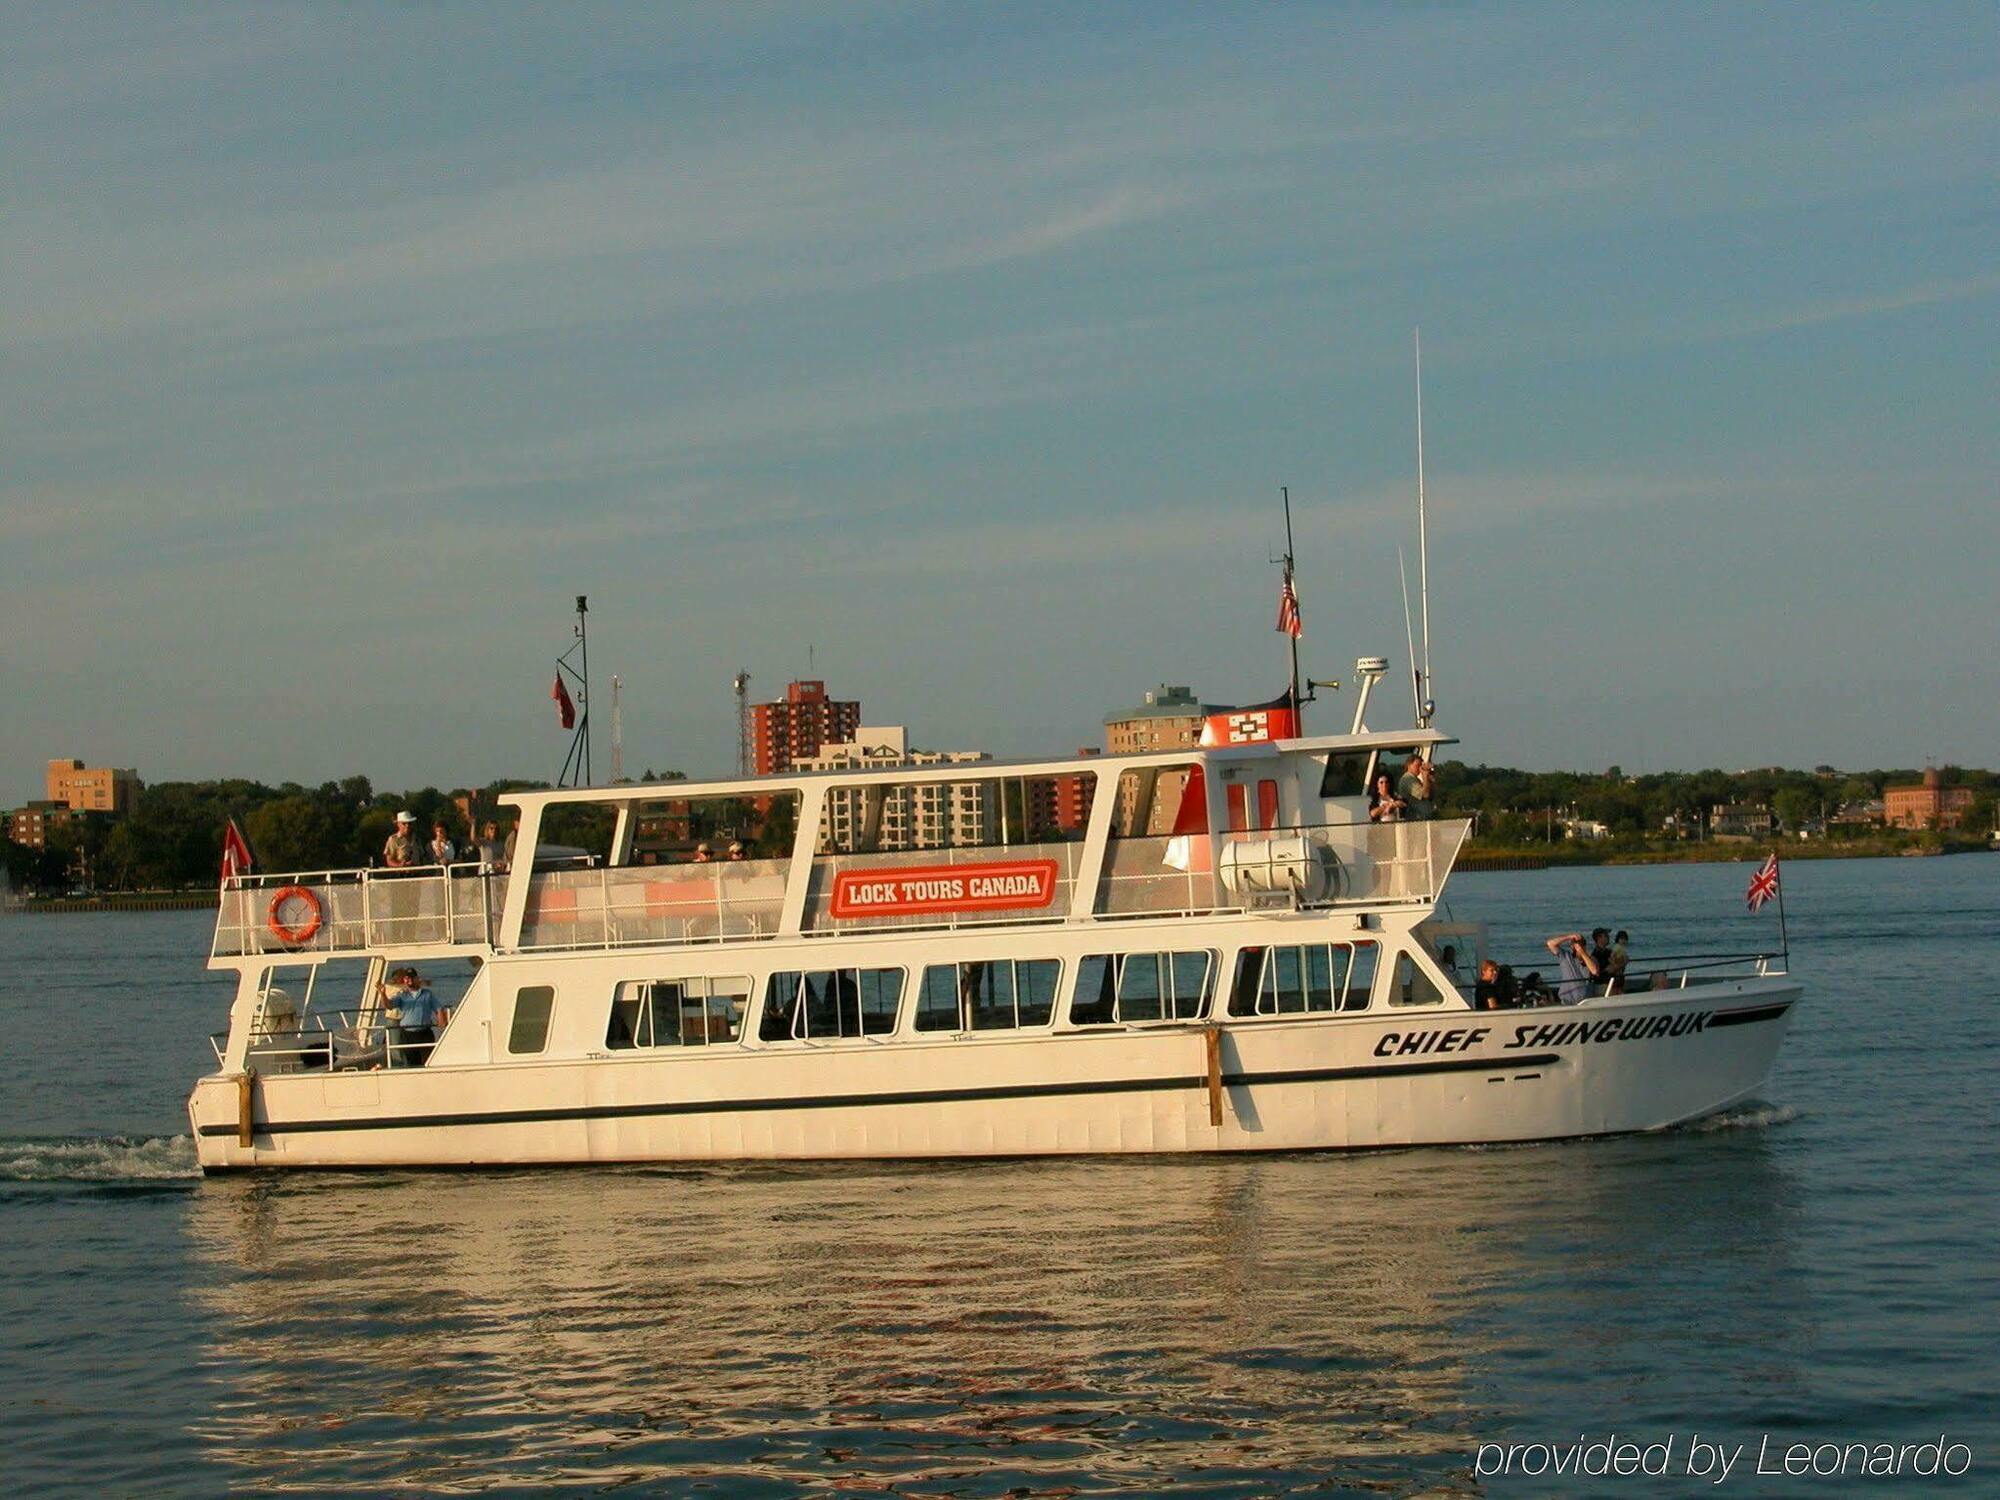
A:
[2,857,1993,1494]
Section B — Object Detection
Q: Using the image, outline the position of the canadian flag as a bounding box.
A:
[220,818,253,885]
[552,672,577,730]
[1198,693,1301,747]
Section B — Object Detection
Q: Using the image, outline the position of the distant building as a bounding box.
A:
[1561,817,1611,842]
[1104,684,1211,754]
[46,758,141,816]
[1829,799,1885,827]
[1884,769,1974,831]
[8,800,81,850]
[750,680,862,776]
[1709,804,1774,840]
[1028,750,1099,836]
[799,726,993,851]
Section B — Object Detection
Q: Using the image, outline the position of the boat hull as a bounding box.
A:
[190,980,1799,1170]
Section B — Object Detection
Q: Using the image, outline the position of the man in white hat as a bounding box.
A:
[383,811,419,868]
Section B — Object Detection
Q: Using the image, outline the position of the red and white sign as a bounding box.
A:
[829,859,1060,919]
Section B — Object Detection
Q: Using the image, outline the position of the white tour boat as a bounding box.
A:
[186,662,1800,1171]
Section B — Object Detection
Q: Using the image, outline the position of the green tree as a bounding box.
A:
[247,795,346,872]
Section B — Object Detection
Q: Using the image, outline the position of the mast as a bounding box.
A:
[1398,547,1422,726]
[1414,328,1433,725]
[557,595,592,787]
[1280,485,1303,729]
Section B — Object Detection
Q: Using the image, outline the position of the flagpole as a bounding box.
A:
[1281,486,1302,731]
[1772,847,1790,968]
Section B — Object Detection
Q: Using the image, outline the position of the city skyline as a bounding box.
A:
[5,6,1995,802]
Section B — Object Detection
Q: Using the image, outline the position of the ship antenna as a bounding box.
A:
[1415,328,1434,726]
[1398,546,1422,727]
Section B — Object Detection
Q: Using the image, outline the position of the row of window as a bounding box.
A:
[505,940,1452,1055]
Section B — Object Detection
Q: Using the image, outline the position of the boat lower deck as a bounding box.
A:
[191,979,1799,1170]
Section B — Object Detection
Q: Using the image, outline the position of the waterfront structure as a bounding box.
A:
[751,681,861,776]
[799,727,993,852]
[187,672,1801,1171]
[1883,769,1974,831]
[1709,804,1774,840]
[45,758,141,816]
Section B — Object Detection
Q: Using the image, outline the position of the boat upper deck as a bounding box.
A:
[213,731,1466,964]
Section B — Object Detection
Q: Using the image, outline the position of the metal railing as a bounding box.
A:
[213,862,507,957]
[1461,950,1789,1007]
[516,856,790,952]
[1098,818,1472,919]
[221,1005,452,1074]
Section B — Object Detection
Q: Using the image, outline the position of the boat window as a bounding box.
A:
[915,959,1060,1032]
[1319,751,1371,799]
[606,976,748,1049]
[1390,950,1450,1008]
[1069,951,1214,1025]
[1228,942,1379,1017]
[508,985,555,1054]
[759,968,903,1041]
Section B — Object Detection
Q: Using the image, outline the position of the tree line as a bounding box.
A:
[8,761,1995,893]
[1433,762,1999,844]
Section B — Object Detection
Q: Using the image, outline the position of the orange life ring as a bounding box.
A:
[267,885,323,946]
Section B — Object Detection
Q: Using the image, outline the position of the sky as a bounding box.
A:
[3,4,1996,802]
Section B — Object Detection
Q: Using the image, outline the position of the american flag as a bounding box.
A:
[1276,573,1302,638]
[1746,853,1780,912]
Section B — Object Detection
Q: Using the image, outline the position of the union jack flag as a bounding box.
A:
[1276,573,1302,638]
[1746,853,1780,912]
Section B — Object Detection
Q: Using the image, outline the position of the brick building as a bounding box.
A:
[1027,750,1099,835]
[1884,768,1975,830]
[46,758,141,815]
[1103,684,1210,753]
[751,680,861,776]
[8,801,81,850]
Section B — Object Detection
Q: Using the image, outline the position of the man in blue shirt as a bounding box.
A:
[386,968,443,1066]
[1544,933,1602,1003]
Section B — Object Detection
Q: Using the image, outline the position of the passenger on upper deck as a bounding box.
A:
[1396,753,1436,820]
[1367,772,1406,822]
[428,821,456,866]
[382,811,419,868]
[475,820,507,872]
[693,842,713,862]
[727,841,746,861]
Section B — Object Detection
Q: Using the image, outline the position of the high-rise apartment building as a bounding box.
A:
[798,727,993,852]
[46,758,142,816]
[1103,685,1209,753]
[750,681,862,776]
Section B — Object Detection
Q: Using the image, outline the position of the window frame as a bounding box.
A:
[758,966,905,1043]
[1227,941,1381,1018]
[1068,950,1216,1027]
[508,985,556,1055]
[607,975,750,1050]
[915,958,1062,1034]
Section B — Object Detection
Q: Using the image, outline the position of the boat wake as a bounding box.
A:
[0,1135,201,1183]
[1685,1102,1800,1134]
